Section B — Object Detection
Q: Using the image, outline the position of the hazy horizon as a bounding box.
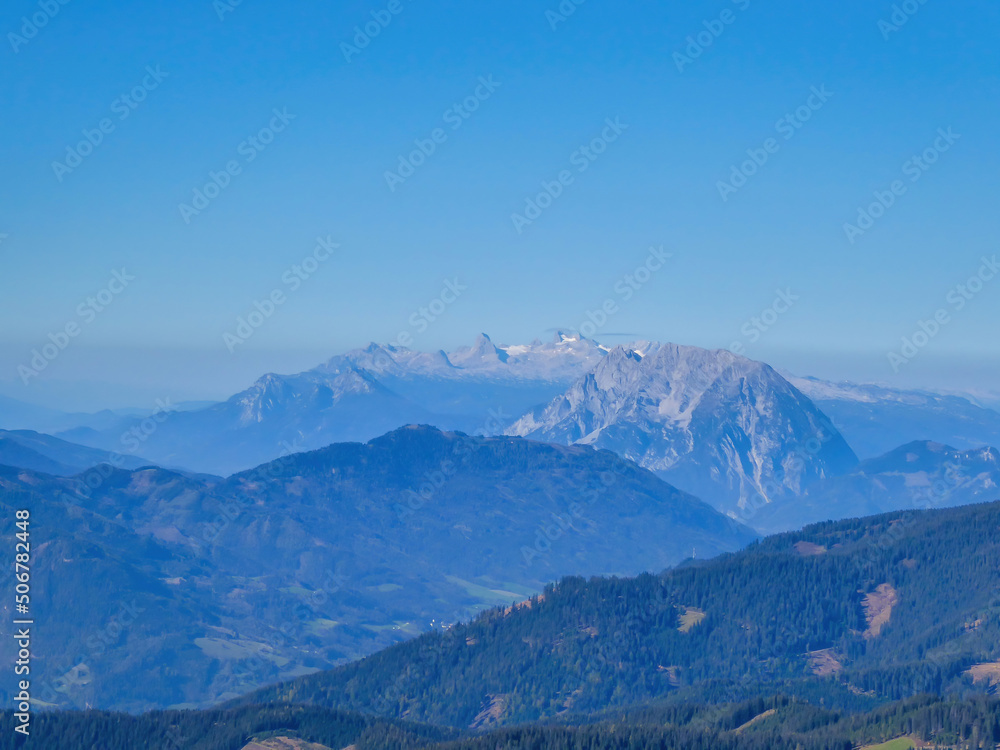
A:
[4,0,998,412]
[2,334,999,413]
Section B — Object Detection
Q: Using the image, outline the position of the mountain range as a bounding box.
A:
[3,333,1000,739]
[0,426,753,712]
[246,499,1000,728]
[750,440,1000,533]
[4,333,999,528]
[508,341,859,515]
[50,333,604,475]
[7,498,1000,747]
[0,429,153,476]
[789,376,1000,459]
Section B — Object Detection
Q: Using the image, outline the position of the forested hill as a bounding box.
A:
[0,425,754,712]
[5,695,1000,749]
[0,704,456,750]
[243,499,1000,728]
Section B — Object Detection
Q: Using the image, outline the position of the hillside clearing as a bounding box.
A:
[863,583,898,638]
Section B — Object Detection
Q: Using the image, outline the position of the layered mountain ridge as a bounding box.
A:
[53,333,606,475]
[0,425,753,711]
[5,332,997,528]
[245,499,1000,728]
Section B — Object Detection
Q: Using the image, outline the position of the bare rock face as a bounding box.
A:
[509,342,859,516]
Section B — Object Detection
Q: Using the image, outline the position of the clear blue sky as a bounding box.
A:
[1,0,998,409]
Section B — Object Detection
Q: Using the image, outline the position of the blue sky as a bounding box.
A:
[1,0,998,409]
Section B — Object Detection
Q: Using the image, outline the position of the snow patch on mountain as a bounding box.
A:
[317,331,605,383]
[788,375,1000,458]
